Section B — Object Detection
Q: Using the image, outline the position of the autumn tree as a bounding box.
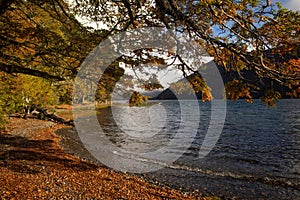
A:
[0,0,104,80]
[129,91,149,107]
[72,0,299,105]
[0,72,58,114]
[0,0,106,126]
[169,74,212,101]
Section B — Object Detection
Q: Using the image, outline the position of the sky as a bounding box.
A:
[276,0,300,11]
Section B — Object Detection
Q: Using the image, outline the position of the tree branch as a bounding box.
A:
[0,64,65,81]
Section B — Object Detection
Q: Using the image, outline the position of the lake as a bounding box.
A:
[74,99,300,199]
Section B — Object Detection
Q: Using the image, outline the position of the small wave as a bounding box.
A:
[112,150,300,189]
[166,164,300,190]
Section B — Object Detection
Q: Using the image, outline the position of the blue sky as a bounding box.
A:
[211,0,299,39]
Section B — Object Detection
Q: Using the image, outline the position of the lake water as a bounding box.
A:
[78,99,300,199]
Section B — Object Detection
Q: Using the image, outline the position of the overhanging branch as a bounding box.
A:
[0,64,65,81]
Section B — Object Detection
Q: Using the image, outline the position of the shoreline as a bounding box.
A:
[55,126,206,198]
[0,117,206,199]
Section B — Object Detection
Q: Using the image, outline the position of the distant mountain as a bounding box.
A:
[155,67,295,100]
[141,90,164,99]
[151,44,300,99]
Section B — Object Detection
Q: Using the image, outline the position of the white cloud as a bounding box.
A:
[284,0,300,11]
